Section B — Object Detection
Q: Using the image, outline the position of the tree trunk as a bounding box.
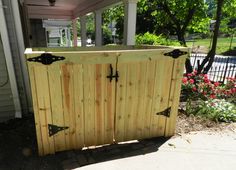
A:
[177,31,186,46]
[177,31,193,73]
[197,0,224,74]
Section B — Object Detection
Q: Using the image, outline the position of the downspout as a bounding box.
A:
[0,0,22,118]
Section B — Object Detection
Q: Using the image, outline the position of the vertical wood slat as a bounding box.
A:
[73,64,85,149]
[83,64,96,146]
[165,57,186,136]
[103,64,115,144]
[34,66,55,154]
[151,58,174,137]
[115,63,127,142]
[28,66,43,155]
[135,62,147,139]
[48,65,66,152]
[142,61,156,139]
[61,64,76,150]
[124,63,138,141]
[95,64,105,145]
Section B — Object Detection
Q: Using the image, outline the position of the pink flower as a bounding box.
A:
[204,79,210,84]
[187,73,192,77]
[192,87,197,91]
[182,77,188,84]
[189,79,194,84]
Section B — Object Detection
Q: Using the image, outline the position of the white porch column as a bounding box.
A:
[123,0,138,45]
[95,10,102,46]
[80,16,87,47]
[72,19,78,47]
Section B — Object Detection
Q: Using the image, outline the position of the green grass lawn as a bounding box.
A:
[186,37,236,54]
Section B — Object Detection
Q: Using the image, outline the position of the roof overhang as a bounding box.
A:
[23,0,122,20]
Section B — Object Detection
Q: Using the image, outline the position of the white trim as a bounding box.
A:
[0,0,22,118]
[11,0,32,111]
[74,0,121,17]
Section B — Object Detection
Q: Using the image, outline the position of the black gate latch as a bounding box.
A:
[107,64,119,82]
[48,124,69,137]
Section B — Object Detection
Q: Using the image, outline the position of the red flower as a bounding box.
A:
[204,79,210,84]
[182,77,188,84]
[214,82,220,87]
[192,87,197,91]
[193,70,197,75]
[210,94,216,99]
[189,79,194,84]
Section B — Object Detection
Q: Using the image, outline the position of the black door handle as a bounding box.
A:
[107,64,119,82]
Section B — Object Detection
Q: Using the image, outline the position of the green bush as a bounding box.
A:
[135,32,177,46]
[191,99,236,123]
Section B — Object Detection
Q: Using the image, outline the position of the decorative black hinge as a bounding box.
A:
[164,49,187,59]
[48,124,69,137]
[107,64,119,82]
[156,107,171,117]
[27,53,65,65]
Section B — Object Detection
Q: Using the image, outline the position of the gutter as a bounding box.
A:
[0,0,22,118]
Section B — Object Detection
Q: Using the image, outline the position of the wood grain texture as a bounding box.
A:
[165,56,186,136]
[34,66,55,154]
[28,66,44,155]
[48,65,66,152]
[73,64,85,149]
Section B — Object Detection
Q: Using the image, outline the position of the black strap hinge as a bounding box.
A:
[27,53,65,65]
[164,49,187,59]
[156,107,171,117]
[48,124,69,137]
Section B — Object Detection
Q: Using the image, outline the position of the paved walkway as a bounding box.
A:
[72,131,236,170]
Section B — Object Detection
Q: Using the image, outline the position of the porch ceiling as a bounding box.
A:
[24,0,121,20]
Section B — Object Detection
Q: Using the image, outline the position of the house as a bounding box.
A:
[0,0,138,122]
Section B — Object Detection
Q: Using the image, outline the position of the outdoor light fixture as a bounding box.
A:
[48,0,56,6]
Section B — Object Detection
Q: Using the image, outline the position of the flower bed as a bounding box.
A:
[181,70,236,122]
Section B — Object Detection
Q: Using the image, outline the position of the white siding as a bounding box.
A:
[2,0,28,115]
[0,35,15,122]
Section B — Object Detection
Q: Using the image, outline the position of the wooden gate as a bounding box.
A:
[25,46,187,155]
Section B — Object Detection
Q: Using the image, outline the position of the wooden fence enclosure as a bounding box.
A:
[25,46,188,155]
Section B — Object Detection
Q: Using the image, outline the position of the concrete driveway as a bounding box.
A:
[76,130,236,170]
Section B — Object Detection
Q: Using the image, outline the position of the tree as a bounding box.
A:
[149,0,207,73]
[197,0,236,74]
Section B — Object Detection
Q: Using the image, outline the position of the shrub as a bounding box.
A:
[135,32,178,46]
[193,99,236,123]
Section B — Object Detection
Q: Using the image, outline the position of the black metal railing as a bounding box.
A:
[190,53,236,83]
